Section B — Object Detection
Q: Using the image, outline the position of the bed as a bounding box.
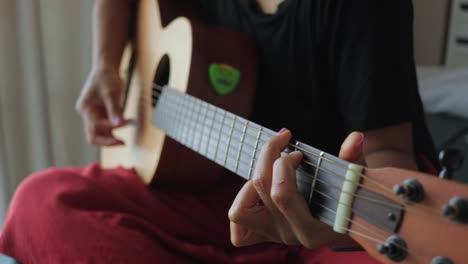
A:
[418,66,468,183]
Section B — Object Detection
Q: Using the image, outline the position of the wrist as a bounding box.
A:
[92,62,120,75]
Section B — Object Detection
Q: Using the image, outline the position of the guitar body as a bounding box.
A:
[101,0,257,185]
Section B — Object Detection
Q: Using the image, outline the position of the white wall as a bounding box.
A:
[0,115,8,229]
[0,0,96,229]
[413,0,451,65]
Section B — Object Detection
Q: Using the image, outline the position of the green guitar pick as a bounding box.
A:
[209,64,241,96]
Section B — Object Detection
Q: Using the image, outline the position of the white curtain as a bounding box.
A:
[0,0,97,228]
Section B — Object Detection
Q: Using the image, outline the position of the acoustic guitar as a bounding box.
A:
[101,0,468,263]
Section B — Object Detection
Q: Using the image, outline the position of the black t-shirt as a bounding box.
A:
[198,0,438,171]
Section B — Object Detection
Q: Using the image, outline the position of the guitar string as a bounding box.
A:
[154,89,447,224]
[146,89,402,255]
[312,190,389,239]
[155,89,393,200]
[317,215,425,263]
[152,85,442,217]
[147,85,428,260]
[164,105,405,215]
[315,199,430,264]
[158,95,404,214]
[151,84,392,194]
[151,92,416,231]
[159,94,404,225]
[163,96,417,259]
[153,85,444,219]
[310,187,424,261]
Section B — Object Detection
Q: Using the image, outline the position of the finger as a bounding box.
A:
[271,151,321,248]
[339,132,365,164]
[100,81,125,125]
[251,128,291,211]
[230,222,270,247]
[84,120,125,146]
[78,97,130,128]
[229,181,275,234]
[91,137,125,146]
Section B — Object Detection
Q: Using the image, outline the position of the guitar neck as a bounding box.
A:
[152,86,368,229]
[153,87,348,179]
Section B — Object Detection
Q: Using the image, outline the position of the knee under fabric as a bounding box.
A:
[0,163,378,263]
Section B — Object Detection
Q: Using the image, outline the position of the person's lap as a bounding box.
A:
[0,163,378,263]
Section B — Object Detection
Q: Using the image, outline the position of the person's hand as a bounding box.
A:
[76,66,130,146]
[228,129,365,248]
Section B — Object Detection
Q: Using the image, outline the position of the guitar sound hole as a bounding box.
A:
[154,54,170,87]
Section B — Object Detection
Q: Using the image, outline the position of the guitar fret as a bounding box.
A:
[186,96,195,147]
[188,97,197,147]
[157,94,265,178]
[198,101,208,155]
[158,93,262,162]
[180,95,188,144]
[194,100,203,153]
[248,126,263,180]
[174,93,182,142]
[176,94,184,141]
[224,115,237,169]
[235,119,248,174]
[155,91,245,176]
[199,101,209,153]
[190,98,200,150]
[214,110,226,163]
[170,92,183,141]
[186,96,196,146]
[206,105,216,160]
[161,93,171,135]
[152,87,369,231]
[309,151,324,205]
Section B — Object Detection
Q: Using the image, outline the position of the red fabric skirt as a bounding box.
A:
[0,163,379,263]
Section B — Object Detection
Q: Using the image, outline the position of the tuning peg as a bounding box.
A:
[431,256,454,264]
[442,197,468,224]
[393,179,424,203]
[439,148,464,179]
[377,235,408,262]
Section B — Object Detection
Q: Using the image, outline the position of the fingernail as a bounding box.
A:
[278,128,288,134]
[355,133,365,152]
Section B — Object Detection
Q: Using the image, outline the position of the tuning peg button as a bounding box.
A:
[377,244,389,254]
[393,179,424,203]
[442,197,468,224]
[442,205,457,217]
[377,235,408,262]
[439,148,464,179]
[431,256,454,264]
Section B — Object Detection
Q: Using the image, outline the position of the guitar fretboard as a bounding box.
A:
[154,88,276,180]
[152,86,353,227]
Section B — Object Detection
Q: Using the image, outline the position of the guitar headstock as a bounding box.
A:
[351,167,468,264]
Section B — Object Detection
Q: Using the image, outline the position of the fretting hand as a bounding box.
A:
[229,129,365,249]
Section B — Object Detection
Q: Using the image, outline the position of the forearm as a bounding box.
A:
[365,149,418,170]
[92,0,135,70]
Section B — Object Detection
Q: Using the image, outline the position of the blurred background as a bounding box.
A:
[0,0,95,229]
[0,0,467,230]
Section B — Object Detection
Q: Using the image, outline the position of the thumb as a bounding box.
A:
[339,132,365,165]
